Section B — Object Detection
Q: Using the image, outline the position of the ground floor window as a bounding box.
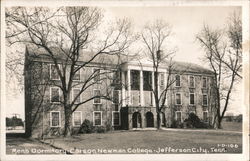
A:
[203,111,208,122]
[50,111,61,127]
[93,111,102,126]
[112,111,120,126]
[73,111,82,127]
[175,111,182,122]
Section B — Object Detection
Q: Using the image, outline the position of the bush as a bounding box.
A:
[78,119,94,134]
[184,113,211,129]
[171,120,184,128]
[94,126,106,133]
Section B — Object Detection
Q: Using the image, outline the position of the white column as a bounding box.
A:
[121,71,126,106]
[140,70,144,106]
[152,71,155,107]
[127,69,131,105]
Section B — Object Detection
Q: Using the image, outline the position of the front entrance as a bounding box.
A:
[132,112,142,128]
[146,112,154,127]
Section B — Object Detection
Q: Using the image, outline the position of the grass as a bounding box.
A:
[221,121,242,131]
[43,129,242,154]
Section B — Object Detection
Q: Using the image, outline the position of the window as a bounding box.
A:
[150,91,153,106]
[50,64,60,80]
[72,88,81,104]
[50,111,61,127]
[131,70,140,90]
[113,71,121,84]
[175,93,181,105]
[175,111,182,122]
[202,77,207,88]
[73,111,82,127]
[93,111,102,126]
[143,71,152,91]
[50,87,60,103]
[203,111,208,122]
[202,94,208,106]
[189,76,195,88]
[93,89,101,104]
[93,69,100,82]
[159,73,164,87]
[112,90,120,104]
[73,65,81,81]
[189,93,195,105]
[175,75,181,87]
[112,111,120,126]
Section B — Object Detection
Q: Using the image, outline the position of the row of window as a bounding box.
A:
[50,111,120,127]
[50,64,102,82]
[51,87,208,106]
[175,93,208,106]
[50,87,120,104]
[175,75,208,88]
[175,111,208,122]
[50,110,208,127]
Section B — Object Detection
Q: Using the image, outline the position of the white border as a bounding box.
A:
[175,93,182,105]
[1,1,249,161]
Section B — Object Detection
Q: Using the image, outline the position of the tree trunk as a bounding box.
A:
[156,112,161,129]
[63,106,72,137]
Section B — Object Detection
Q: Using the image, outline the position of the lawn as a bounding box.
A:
[43,129,242,154]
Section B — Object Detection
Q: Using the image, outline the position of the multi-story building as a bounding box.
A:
[24,47,216,138]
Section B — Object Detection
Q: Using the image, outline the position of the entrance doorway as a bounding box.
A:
[146,112,154,127]
[132,112,142,128]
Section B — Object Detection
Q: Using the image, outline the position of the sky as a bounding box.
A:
[5,6,242,120]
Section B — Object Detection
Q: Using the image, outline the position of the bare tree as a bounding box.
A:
[141,20,177,129]
[196,13,242,129]
[6,7,135,136]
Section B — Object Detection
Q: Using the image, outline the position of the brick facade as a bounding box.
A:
[24,48,216,138]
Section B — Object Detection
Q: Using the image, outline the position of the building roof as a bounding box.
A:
[26,46,214,75]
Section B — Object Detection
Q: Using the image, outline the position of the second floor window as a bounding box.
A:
[189,76,195,88]
[93,89,101,104]
[131,70,140,90]
[93,69,100,82]
[50,87,60,103]
[72,88,81,104]
[112,90,120,104]
[50,64,60,80]
[175,75,181,87]
[73,66,81,81]
[175,93,181,105]
[143,71,152,91]
[202,94,208,106]
[190,93,195,105]
[159,73,164,87]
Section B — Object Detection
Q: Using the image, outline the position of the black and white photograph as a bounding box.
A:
[1,0,249,161]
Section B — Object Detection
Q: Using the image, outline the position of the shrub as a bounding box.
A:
[171,120,184,128]
[78,119,94,134]
[184,113,211,129]
[94,126,106,133]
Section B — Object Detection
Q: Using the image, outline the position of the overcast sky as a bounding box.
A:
[6,6,242,120]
